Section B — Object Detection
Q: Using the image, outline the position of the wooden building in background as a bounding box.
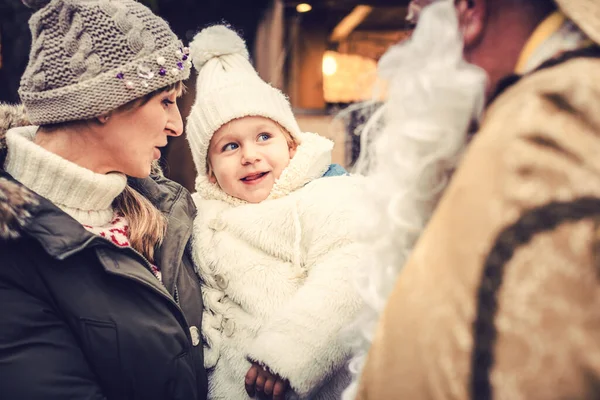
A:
[252,0,413,170]
[166,0,415,191]
[0,0,413,191]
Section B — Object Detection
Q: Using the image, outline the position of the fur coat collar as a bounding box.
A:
[0,104,38,240]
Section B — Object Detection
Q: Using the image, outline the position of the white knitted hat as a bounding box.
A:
[186,25,302,177]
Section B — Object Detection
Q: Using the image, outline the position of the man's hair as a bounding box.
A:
[342,2,486,398]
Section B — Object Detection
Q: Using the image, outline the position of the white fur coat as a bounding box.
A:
[191,132,365,399]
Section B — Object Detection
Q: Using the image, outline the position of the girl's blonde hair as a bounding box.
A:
[206,119,298,179]
[41,82,184,263]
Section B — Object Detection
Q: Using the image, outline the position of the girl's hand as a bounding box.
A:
[245,362,289,400]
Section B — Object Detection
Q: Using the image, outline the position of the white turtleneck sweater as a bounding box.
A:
[5,126,127,226]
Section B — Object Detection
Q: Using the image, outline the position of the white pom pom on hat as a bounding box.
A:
[189,25,250,68]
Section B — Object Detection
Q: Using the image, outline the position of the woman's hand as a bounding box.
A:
[245,362,289,400]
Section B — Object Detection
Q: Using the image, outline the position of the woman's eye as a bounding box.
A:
[258,133,271,142]
[223,143,238,152]
[162,99,175,107]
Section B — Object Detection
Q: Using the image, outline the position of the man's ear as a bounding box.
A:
[456,0,486,49]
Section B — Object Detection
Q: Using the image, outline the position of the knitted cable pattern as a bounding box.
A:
[21,9,47,93]
[99,0,155,56]
[470,197,600,400]
[61,7,101,82]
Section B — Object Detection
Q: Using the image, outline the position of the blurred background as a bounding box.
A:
[0,0,413,191]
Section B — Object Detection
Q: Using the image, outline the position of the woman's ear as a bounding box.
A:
[456,0,486,49]
[96,113,111,125]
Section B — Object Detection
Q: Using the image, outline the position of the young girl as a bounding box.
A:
[186,25,365,399]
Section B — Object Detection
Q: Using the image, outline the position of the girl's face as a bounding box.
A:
[99,88,183,178]
[208,116,296,203]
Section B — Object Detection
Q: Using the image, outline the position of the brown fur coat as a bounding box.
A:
[357,56,600,399]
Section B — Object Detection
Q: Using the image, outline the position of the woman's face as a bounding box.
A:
[99,89,183,178]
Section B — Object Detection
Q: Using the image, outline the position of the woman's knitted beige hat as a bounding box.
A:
[555,0,600,45]
[19,0,191,125]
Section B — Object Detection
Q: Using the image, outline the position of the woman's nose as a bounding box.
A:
[166,105,183,137]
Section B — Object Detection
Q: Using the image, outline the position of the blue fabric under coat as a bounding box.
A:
[322,163,348,177]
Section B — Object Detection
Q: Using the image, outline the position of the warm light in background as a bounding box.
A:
[322,50,386,103]
[322,53,338,76]
[296,3,312,13]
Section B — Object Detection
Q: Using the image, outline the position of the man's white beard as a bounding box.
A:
[343,1,487,398]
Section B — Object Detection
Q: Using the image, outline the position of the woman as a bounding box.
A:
[0,0,207,399]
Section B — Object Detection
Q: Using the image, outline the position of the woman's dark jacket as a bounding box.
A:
[0,104,208,400]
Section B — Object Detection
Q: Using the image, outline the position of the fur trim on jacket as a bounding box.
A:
[0,104,37,239]
[191,133,365,399]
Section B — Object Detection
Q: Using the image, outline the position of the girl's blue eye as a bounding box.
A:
[223,143,238,152]
[258,133,271,142]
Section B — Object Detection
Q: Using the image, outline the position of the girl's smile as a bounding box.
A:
[241,171,270,184]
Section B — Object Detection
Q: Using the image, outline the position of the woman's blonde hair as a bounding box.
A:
[41,82,184,263]
[113,185,165,263]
